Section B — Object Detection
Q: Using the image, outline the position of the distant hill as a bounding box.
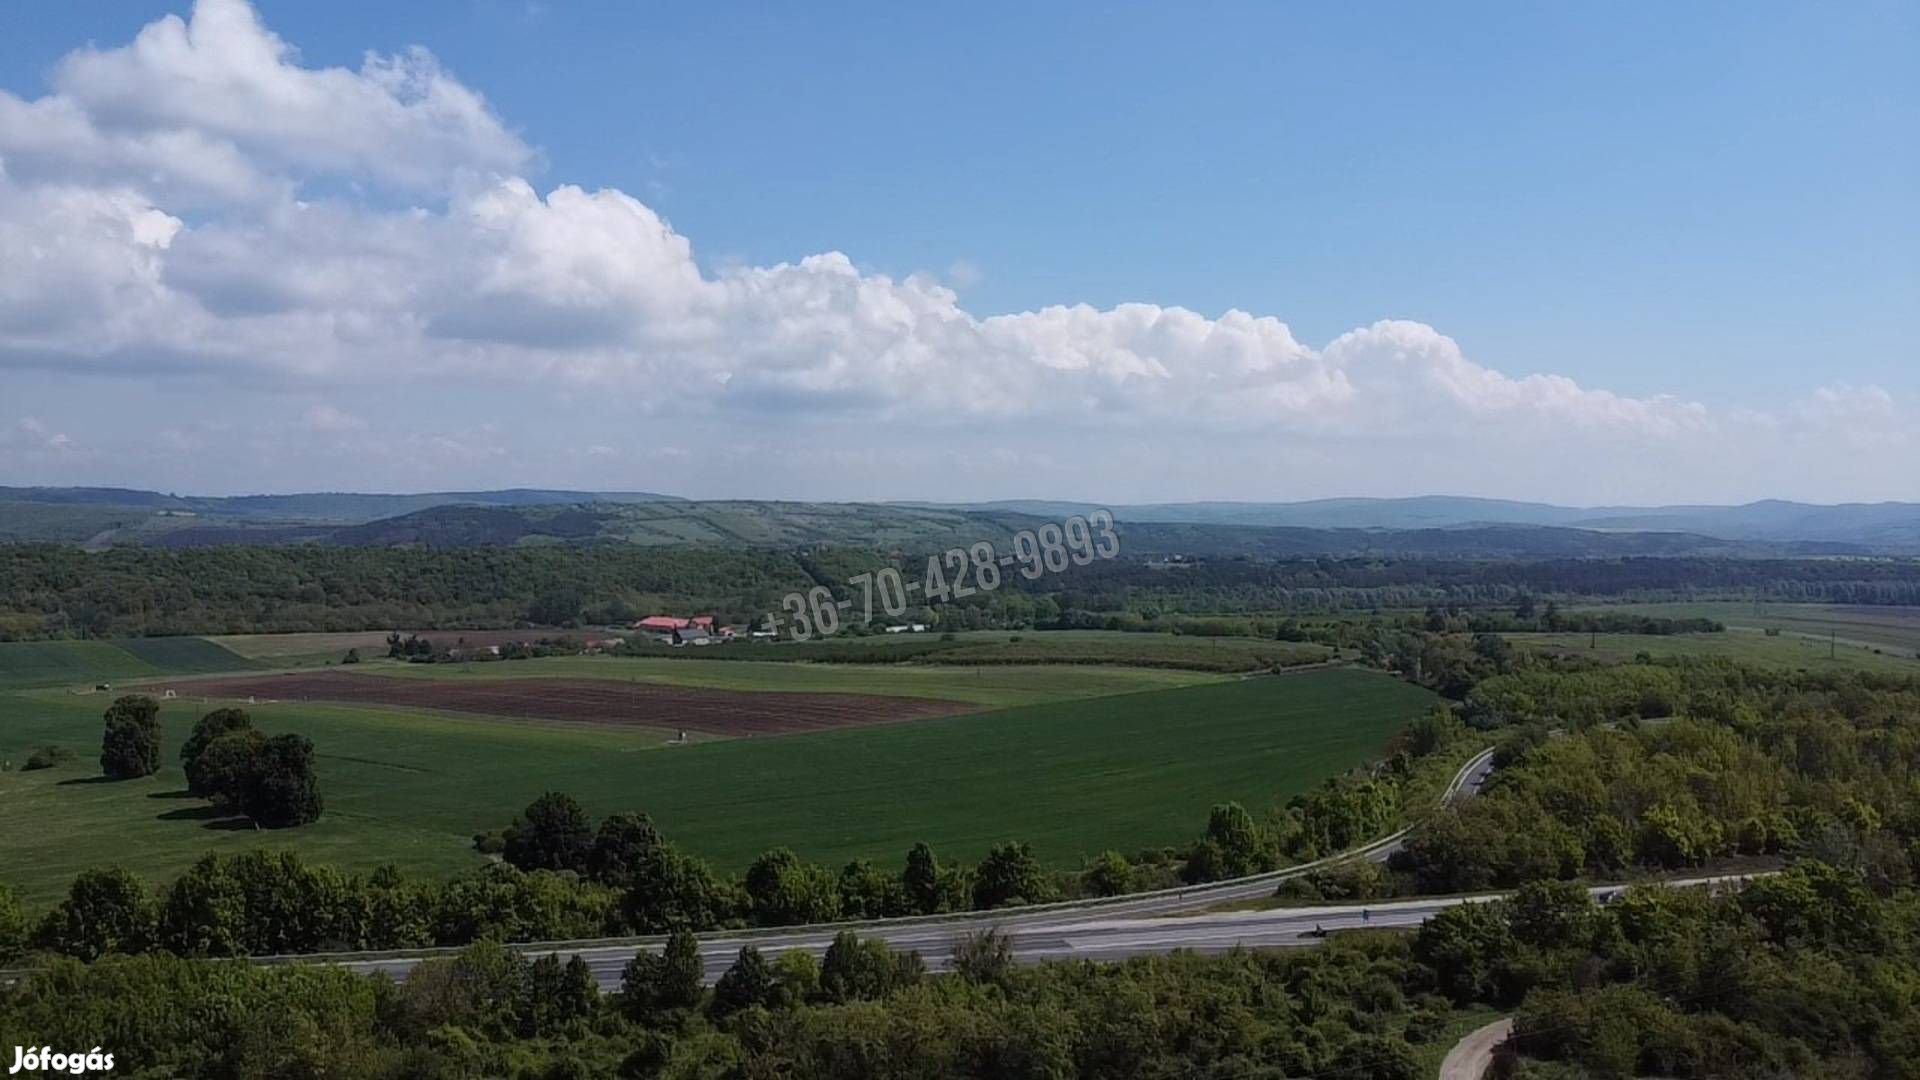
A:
[3,485,1915,554]
[917,496,1920,550]
[135,503,1849,559]
[0,486,682,545]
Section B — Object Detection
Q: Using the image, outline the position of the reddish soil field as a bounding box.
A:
[152,671,971,736]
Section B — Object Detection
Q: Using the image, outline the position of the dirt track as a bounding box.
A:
[153,671,971,736]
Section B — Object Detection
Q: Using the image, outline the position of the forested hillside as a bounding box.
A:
[4,544,1919,639]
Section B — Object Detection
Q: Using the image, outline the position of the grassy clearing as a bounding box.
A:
[0,669,1434,908]
[356,654,1226,709]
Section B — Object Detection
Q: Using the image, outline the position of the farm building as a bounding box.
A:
[633,614,719,633]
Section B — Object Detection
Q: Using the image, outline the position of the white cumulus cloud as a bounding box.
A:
[0,0,1909,501]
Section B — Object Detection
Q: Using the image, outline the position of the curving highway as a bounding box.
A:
[334,874,1753,990]
[290,747,1508,988]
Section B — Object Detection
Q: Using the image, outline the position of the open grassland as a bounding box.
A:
[1573,601,1920,657]
[358,654,1225,709]
[0,637,257,690]
[1510,627,1920,676]
[0,669,1433,907]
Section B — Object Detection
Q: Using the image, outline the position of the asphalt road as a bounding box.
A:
[337,874,1749,990]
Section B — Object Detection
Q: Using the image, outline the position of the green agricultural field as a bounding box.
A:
[113,637,264,675]
[210,630,396,664]
[633,629,1331,673]
[0,637,256,690]
[0,669,1434,908]
[364,654,1225,709]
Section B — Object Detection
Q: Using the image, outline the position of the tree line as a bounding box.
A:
[5,861,1910,1078]
[6,541,1918,640]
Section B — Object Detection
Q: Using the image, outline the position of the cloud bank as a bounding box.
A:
[0,0,1908,502]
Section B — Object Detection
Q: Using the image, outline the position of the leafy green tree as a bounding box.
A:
[188,728,264,807]
[820,930,920,1003]
[1636,803,1721,867]
[619,843,726,932]
[241,733,323,828]
[395,940,531,1039]
[33,866,156,960]
[949,928,1015,988]
[429,863,612,945]
[99,694,161,779]
[354,864,435,951]
[588,811,661,885]
[621,928,703,1019]
[179,707,252,794]
[159,854,247,956]
[1327,1035,1420,1080]
[836,859,906,918]
[744,848,841,926]
[1740,861,1883,950]
[768,949,822,1009]
[1507,879,1609,953]
[1082,850,1133,897]
[503,791,595,873]
[160,851,353,956]
[1203,802,1267,876]
[972,841,1050,909]
[523,952,598,1035]
[710,945,774,1018]
[1411,900,1516,1004]
[902,841,942,915]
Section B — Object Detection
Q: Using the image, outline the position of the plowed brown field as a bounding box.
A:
[153,671,971,735]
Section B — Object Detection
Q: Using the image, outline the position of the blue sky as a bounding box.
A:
[0,2,1913,501]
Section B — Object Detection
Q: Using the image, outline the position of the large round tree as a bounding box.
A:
[99,695,162,780]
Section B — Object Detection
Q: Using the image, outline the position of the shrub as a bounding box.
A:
[23,745,73,771]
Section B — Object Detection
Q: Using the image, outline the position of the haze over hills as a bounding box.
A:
[925,496,1920,549]
[1,485,1915,555]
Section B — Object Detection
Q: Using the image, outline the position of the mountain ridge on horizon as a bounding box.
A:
[2,485,1917,551]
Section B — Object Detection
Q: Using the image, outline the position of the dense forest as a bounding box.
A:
[4,542,1919,639]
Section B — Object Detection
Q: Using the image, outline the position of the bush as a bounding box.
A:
[23,745,73,771]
